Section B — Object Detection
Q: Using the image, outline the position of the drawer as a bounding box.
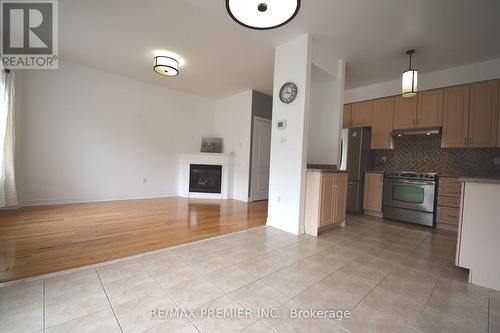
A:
[437,206,460,225]
[438,178,461,190]
[438,187,461,198]
[437,196,460,208]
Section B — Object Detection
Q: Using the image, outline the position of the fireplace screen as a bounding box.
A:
[189,164,222,194]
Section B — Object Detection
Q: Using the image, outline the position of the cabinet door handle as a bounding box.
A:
[469,137,473,145]
[464,137,467,145]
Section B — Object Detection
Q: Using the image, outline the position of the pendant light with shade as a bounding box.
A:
[402,49,418,97]
[226,0,301,30]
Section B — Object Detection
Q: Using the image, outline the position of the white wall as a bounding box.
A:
[345,57,500,103]
[307,59,346,166]
[308,80,338,164]
[267,34,312,235]
[213,90,253,202]
[17,61,215,205]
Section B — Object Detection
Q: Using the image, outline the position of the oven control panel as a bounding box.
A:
[384,171,436,181]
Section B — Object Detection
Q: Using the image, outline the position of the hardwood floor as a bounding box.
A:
[0,197,268,282]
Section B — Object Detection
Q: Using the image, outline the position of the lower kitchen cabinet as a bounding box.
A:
[304,170,348,236]
[363,172,384,214]
[436,177,461,226]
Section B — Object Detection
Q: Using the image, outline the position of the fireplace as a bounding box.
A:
[189,164,222,194]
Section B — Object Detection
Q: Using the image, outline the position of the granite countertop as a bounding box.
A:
[307,164,338,170]
[459,177,500,185]
[307,168,348,174]
[306,164,347,173]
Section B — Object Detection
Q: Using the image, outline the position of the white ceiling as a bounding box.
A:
[60,0,500,99]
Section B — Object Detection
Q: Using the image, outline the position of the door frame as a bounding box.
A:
[249,116,272,202]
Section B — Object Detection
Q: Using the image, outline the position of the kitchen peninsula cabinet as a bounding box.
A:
[304,170,348,236]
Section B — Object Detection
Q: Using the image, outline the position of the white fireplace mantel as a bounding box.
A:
[178,153,232,199]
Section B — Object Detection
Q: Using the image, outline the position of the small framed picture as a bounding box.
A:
[201,138,223,153]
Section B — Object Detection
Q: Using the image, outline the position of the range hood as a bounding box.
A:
[391,127,441,137]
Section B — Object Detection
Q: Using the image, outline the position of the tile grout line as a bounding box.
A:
[138,259,204,333]
[488,294,491,333]
[95,268,124,333]
[43,279,46,333]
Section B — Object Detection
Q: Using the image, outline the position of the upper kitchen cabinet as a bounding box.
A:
[371,97,394,149]
[417,89,444,128]
[351,101,373,127]
[442,85,470,148]
[343,104,352,128]
[393,95,417,129]
[468,80,499,148]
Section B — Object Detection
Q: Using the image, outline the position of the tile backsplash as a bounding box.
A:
[372,135,500,177]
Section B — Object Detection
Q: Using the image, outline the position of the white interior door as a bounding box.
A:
[250,117,272,201]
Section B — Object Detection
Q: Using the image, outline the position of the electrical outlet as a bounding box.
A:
[277,196,281,203]
[494,157,500,166]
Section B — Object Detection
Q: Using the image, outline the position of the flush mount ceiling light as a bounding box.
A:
[153,56,179,77]
[226,0,300,30]
[402,49,418,97]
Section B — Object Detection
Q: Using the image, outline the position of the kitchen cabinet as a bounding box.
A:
[371,97,394,149]
[436,177,461,226]
[304,170,348,236]
[393,95,418,129]
[417,89,444,128]
[343,104,352,128]
[351,101,373,127]
[441,85,470,148]
[468,80,499,148]
[456,179,500,291]
[363,172,384,213]
[334,173,347,224]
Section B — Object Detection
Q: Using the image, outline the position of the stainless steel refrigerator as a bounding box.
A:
[342,127,372,215]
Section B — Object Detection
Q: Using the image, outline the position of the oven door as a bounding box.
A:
[383,178,435,212]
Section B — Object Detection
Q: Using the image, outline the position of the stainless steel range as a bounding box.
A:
[383,171,437,227]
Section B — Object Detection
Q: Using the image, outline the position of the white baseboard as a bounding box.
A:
[19,192,178,207]
[266,218,300,235]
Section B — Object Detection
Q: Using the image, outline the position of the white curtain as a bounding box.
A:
[0,69,18,207]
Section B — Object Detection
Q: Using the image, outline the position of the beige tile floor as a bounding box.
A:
[1,214,499,333]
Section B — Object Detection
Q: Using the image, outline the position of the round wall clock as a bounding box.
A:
[279,82,298,104]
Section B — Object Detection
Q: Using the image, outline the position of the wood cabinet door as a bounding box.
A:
[441,85,470,148]
[468,80,499,148]
[351,101,373,127]
[319,174,335,227]
[371,97,394,149]
[393,95,418,129]
[334,174,347,223]
[417,89,444,128]
[363,173,384,212]
[343,104,352,128]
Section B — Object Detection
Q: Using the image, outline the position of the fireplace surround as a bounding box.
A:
[179,153,231,199]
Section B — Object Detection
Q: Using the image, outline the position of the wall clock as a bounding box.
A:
[279,82,298,104]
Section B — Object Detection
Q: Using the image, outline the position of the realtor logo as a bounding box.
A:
[1,0,58,69]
